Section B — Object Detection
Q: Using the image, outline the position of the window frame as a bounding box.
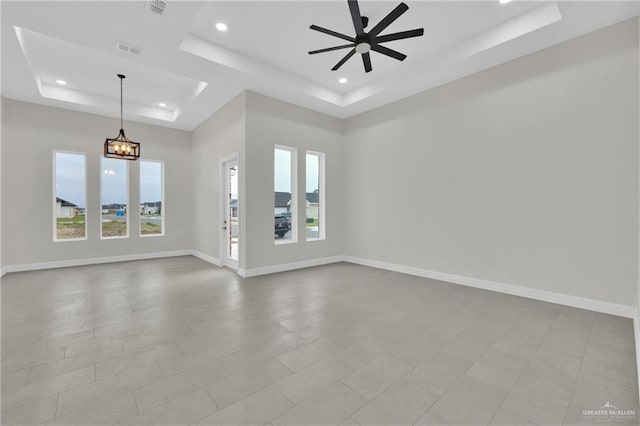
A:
[139,159,165,238]
[305,150,325,242]
[274,145,297,245]
[100,156,130,240]
[52,150,88,242]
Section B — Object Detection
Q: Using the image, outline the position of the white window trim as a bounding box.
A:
[53,150,88,242]
[139,159,165,238]
[306,150,325,242]
[275,145,297,245]
[100,156,130,240]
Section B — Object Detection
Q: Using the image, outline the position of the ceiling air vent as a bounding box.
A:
[116,41,143,55]
[145,0,168,16]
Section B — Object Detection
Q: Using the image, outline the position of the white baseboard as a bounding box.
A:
[2,249,635,321]
[190,250,222,267]
[239,255,345,278]
[343,256,636,318]
[1,250,192,275]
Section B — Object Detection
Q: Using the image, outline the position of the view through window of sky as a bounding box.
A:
[274,150,319,193]
[140,161,162,204]
[55,153,86,208]
[55,156,162,206]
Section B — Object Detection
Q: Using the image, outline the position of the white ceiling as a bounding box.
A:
[2,1,639,131]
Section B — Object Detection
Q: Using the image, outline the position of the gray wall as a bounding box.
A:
[244,92,345,269]
[343,19,639,306]
[190,92,246,267]
[1,99,192,266]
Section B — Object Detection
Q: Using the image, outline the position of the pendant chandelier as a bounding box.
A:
[104,74,140,160]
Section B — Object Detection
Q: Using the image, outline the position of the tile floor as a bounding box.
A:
[1,256,638,425]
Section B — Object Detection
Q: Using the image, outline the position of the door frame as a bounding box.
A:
[219,153,239,271]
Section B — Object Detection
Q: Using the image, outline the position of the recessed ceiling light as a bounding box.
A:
[56,79,67,86]
[216,22,228,32]
[158,102,167,107]
[499,0,512,4]
[339,78,348,84]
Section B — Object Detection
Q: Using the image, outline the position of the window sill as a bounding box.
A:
[305,237,325,242]
[275,239,297,245]
[54,237,88,243]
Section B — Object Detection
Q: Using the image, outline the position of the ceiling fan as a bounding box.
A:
[308,0,424,73]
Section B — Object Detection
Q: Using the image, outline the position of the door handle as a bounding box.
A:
[222,227,227,230]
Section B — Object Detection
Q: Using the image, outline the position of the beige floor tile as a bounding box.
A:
[2,258,638,426]
[195,386,293,425]
[429,375,506,425]
[2,343,67,374]
[27,344,124,384]
[156,345,230,378]
[47,390,137,425]
[466,348,528,391]
[341,353,417,400]
[133,359,229,412]
[56,368,162,417]
[571,369,640,410]
[2,368,30,391]
[95,352,163,382]
[119,389,218,425]
[414,411,447,425]
[271,382,366,425]
[405,351,473,396]
[351,378,438,425]
[524,347,582,386]
[0,394,59,425]
[275,356,352,404]
[489,408,535,425]
[64,339,124,358]
[490,329,538,362]
[206,359,293,409]
[501,372,573,425]
[441,331,495,363]
[220,342,292,376]
[580,344,637,384]
[2,365,95,412]
[277,336,341,372]
[541,328,589,358]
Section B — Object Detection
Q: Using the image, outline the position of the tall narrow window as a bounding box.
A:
[274,145,296,243]
[306,151,325,241]
[101,158,128,238]
[140,160,164,236]
[54,152,86,241]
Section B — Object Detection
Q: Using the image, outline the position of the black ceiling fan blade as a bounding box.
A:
[332,48,357,71]
[348,0,366,37]
[375,28,424,44]
[308,44,356,55]
[369,2,409,37]
[310,25,355,42]
[362,52,372,73]
[371,44,407,61]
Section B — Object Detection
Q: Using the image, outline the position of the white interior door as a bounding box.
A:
[222,158,239,270]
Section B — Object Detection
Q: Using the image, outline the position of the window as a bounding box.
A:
[274,145,297,243]
[306,151,325,241]
[101,158,129,238]
[140,160,164,236]
[53,152,86,241]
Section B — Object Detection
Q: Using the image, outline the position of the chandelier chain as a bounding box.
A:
[120,75,124,130]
